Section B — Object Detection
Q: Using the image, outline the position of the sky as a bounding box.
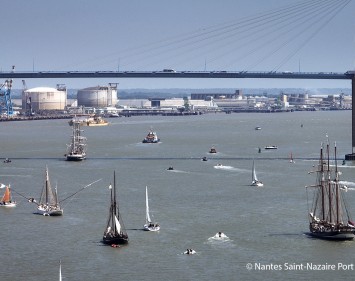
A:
[1,0,355,90]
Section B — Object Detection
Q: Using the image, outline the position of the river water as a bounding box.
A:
[1,110,355,281]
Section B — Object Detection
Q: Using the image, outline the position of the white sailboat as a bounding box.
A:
[59,261,62,281]
[143,186,160,231]
[251,160,263,187]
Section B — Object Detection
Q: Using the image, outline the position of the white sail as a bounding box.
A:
[252,161,258,182]
[145,186,152,223]
[114,215,121,234]
[59,262,62,281]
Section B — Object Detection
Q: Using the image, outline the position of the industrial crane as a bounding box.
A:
[0,79,14,117]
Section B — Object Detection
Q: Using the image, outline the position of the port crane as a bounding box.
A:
[0,79,14,117]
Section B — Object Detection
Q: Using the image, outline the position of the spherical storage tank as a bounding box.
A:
[77,84,118,107]
[22,86,67,111]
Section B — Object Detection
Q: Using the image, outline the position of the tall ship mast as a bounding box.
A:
[102,171,129,245]
[306,140,355,240]
[65,120,87,161]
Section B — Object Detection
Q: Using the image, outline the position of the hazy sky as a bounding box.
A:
[1,0,355,89]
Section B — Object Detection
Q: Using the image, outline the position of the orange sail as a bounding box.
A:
[1,186,11,203]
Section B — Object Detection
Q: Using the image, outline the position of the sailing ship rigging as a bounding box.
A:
[35,166,63,216]
[102,171,129,245]
[251,160,263,187]
[0,184,16,207]
[143,186,160,231]
[306,140,355,240]
[65,120,87,161]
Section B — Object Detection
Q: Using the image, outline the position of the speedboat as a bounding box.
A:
[184,249,196,255]
[209,146,217,153]
[213,232,228,239]
[264,145,277,150]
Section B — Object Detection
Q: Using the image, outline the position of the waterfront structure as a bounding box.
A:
[22,85,67,111]
[191,90,242,100]
[77,83,118,107]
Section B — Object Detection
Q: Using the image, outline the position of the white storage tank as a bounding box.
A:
[22,85,67,111]
[77,83,118,107]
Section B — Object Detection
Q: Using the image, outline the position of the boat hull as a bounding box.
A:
[143,224,160,232]
[102,235,129,245]
[142,139,160,143]
[307,231,355,241]
[36,208,63,216]
[66,154,86,161]
[0,202,16,207]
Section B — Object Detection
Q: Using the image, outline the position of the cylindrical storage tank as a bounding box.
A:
[77,85,118,107]
[22,87,67,111]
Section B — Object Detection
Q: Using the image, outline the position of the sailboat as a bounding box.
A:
[0,185,16,207]
[65,119,87,161]
[251,160,263,187]
[34,166,63,216]
[289,152,295,163]
[59,261,62,281]
[143,186,160,231]
[306,141,355,240]
[102,171,129,245]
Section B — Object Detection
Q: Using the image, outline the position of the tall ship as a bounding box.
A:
[65,120,87,161]
[306,140,355,240]
[102,171,129,245]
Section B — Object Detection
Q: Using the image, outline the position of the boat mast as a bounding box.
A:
[327,142,332,224]
[112,171,117,234]
[46,167,49,205]
[335,142,340,225]
[320,144,325,221]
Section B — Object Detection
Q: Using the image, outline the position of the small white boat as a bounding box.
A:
[264,145,277,150]
[213,232,228,239]
[143,186,160,231]
[0,185,16,207]
[255,126,261,130]
[251,160,263,187]
[184,249,196,255]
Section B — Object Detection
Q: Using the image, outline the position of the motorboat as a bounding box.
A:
[264,145,277,150]
[142,130,160,143]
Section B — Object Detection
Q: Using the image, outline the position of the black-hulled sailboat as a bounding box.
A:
[102,171,129,245]
[306,140,355,240]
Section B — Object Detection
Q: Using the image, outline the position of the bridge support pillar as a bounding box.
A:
[345,77,355,160]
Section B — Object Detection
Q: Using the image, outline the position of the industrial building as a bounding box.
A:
[22,85,67,112]
[77,83,118,107]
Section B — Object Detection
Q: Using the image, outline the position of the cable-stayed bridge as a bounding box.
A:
[0,70,353,79]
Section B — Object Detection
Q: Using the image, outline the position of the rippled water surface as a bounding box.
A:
[1,110,354,281]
